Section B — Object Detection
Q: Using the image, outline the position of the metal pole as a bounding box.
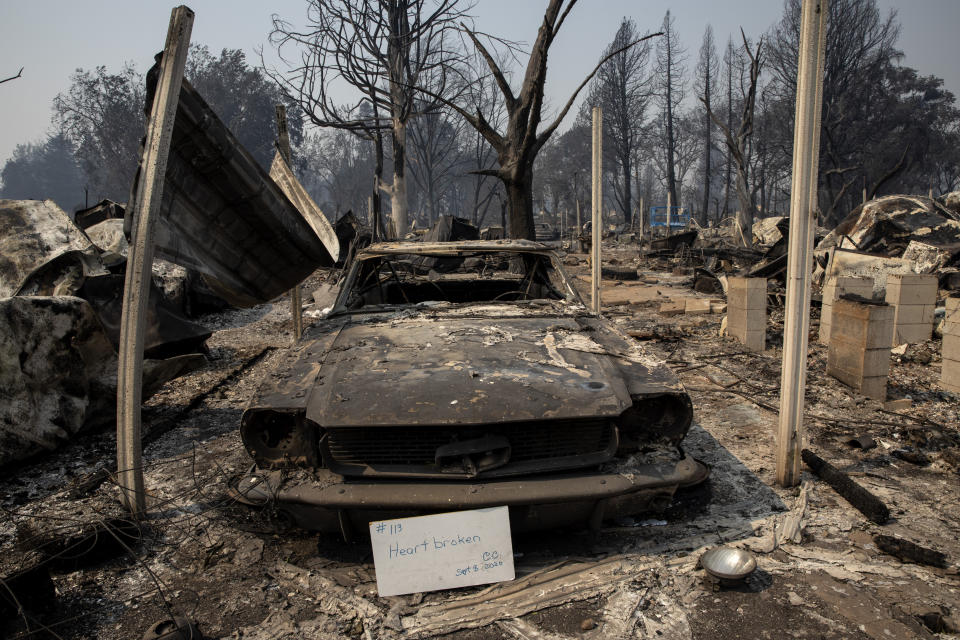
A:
[776,0,828,487]
[591,107,602,314]
[117,5,194,515]
[275,105,302,342]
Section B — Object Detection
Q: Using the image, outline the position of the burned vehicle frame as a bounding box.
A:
[235,240,707,537]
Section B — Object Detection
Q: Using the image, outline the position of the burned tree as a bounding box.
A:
[586,18,652,227]
[766,0,960,222]
[440,0,660,239]
[53,63,147,201]
[406,102,467,224]
[266,0,466,238]
[695,25,719,226]
[654,10,686,211]
[702,30,763,245]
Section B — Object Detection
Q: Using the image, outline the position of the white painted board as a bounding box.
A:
[369,506,515,597]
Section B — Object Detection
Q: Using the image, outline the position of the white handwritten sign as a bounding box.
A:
[369,506,515,597]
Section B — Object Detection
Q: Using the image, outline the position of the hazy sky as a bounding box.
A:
[1,0,958,168]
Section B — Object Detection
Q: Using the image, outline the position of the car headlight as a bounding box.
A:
[240,409,321,468]
[615,393,693,453]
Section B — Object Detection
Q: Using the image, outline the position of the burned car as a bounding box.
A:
[235,240,707,537]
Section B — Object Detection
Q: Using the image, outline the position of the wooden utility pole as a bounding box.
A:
[591,107,602,314]
[275,104,302,342]
[117,5,194,515]
[777,0,828,487]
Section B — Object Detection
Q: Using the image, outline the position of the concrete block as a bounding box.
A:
[727,277,767,353]
[942,357,960,393]
[819,310,833,343]
[828,339,891,379]
[727,287,766,312]
[737,328,766,352]
[726,312,766,351]
[728,276,768,291]
[685,298,713,314]
[827,298,894,400]
[943,334,960,360]
[820,276,874,345]
[830,299,895,349]
[945,319,960,338]
[727,308,765,335]
[885,273,937,307]
[893,304,935,326]
[859,376,889,401]
[944,298,960,336]
[823,276,874,300]
[887,273,938,286]
[659,300,685,316]
[883,398,912,411]
[893,323,932,345]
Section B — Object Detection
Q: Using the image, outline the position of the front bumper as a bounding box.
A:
[233,456,709,536]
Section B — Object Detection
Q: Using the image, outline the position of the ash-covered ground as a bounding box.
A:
[2,253,959,640]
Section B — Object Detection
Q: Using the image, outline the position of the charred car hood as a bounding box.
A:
[307,316,634,427]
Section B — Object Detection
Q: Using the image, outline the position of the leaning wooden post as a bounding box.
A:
[776,0,828,487]
[591,106,603,314]
[275,105,302,342]
[117,6,194,515]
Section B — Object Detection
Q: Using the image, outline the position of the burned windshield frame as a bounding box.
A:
[330,249,582,314]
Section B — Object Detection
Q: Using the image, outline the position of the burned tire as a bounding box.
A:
[601,266,639,281]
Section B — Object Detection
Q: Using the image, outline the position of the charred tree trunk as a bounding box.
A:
[700,69,712,226]
[735,165,753,239]
[703,31,762,247]
[622,154,633,227]
[665,37,678,209]
[386,2,411,237]
[444,1,661,240]
[723,41,733,216]
[372,129,385,239]
[506,173,535,239]
[390,122,407,236]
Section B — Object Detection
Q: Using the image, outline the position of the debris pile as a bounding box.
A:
[0,198,209,464]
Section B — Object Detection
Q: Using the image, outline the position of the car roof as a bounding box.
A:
[357,239,555,257]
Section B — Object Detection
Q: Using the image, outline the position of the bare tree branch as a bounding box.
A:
[0,67,23,85]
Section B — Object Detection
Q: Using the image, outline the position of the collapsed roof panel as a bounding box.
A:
[129,77,339,308]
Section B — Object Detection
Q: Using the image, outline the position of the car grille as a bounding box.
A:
[324,420,616,478]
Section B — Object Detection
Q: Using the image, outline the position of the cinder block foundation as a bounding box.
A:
[727,277,767,352]
[819,276,874,345]
[827,298,894,400]
[885,273,937,345]
[942,297,960,393]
